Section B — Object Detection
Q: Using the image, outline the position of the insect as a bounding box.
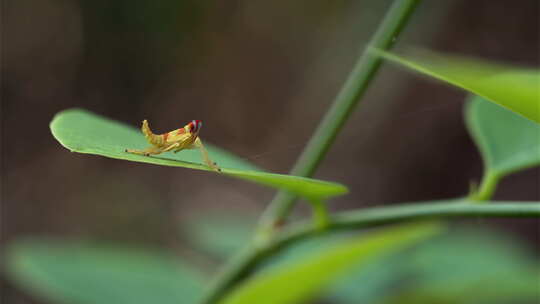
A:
[125,119,221,172]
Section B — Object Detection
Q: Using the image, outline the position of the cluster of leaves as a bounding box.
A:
[3,25,540,304]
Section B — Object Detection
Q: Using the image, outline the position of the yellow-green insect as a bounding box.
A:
[125,119,221,172]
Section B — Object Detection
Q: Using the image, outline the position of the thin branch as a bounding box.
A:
[279,201,540,246]
[258,0,423,238]
[202,1,423,302]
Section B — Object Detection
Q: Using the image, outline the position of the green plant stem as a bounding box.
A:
[200,200,540,303]
[311,199,330,230]
[471,171,501,202]
[258,0,423,237]
[202,2,423,302]
[278,201,540,250]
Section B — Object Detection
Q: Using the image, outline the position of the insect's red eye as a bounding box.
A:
[190,120,202,133]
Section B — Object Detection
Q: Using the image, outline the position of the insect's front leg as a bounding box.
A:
[192,138,221,172]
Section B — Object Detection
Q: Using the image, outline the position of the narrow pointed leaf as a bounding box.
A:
[220,222,442,304]
[50,109,348,201]
[376,49,540,123]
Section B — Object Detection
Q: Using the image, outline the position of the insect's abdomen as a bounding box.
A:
[142,120,165,146]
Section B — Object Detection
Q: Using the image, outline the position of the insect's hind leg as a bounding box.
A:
[125,142,180,156]
[125,146,163,156]
[161,142,180,152]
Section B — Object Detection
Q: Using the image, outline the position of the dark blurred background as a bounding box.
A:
[2,1,539,303]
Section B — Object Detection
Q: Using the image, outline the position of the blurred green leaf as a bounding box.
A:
[4,239,204,304]
[376,49,540,123]
[219,222,442,304]
[267,226,540,304]
[261,230,397,303]
[184,213,256,259]
[466,95,540,175]
[50,109,348,201]
[381,227,540,304]
[325,249,405,304]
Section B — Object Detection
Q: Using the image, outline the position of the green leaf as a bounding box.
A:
[375,49,540,123]
[261,231,394,303]
[466,96,540,174]
[465,96,540,200]
[325,247,406,304]
[382,227,540,304]
[184,213,256,259]
[219,222,443,304]
[3,239,204,304]
[50,109,348,201]
[326,226,540,304]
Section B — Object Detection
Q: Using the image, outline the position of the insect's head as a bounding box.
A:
[187,120,202,134]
